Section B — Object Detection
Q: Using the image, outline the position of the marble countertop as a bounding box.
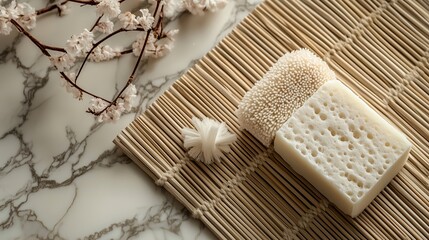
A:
[0,1,260,239]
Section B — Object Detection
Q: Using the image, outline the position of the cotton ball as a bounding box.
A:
[182,117,237,164]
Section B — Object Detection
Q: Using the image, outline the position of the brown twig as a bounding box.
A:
[15,0,164,118]
[44,45,67,53]
[120,49,133,55]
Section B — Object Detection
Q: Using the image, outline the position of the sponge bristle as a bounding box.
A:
[236,49,336,146]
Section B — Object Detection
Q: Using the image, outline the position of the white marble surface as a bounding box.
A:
[0,1,261,239]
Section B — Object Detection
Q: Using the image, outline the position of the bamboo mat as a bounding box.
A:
[114,0,429,239]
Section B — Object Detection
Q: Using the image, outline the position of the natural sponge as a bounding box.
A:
[236,49,335,146]
[275,80,412,217]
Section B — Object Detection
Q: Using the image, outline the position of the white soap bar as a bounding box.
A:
[274,80,411,217]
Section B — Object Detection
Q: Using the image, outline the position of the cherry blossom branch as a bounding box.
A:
[2,0,228,122]
[89,1,164,116]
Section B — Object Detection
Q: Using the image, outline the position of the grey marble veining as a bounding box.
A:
[0,1,261,239]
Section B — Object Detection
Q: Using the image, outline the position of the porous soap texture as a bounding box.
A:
[274,80,412,217]
[236,49,335,146]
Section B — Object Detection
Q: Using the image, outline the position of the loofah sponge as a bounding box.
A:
[236,49,335,146]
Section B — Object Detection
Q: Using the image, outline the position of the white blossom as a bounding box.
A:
[165,29,179,40]
[152,45,169,58]
[148,0,186,19]
[89,98,124,122]
[205,0,228,12]
[183,0,205,15]
[65,29,94,57]
[182,117,237,164]
[104,105,123,122]
[88,84,137,123]
[116,83,137,114]
[0,0,36,35]
[89,45,120,62]
[184,0,227,15]
[118,12,138,30]
[116,8,155,36]
[49,53,76,72]
[60,72,82,99]
[0,6,12,35]
[132,28,178,59]
[89,98,108,113]
[94,18,114,33]
[89,98,110,122]
[162,0,186,19]
[132,32,156,57]
[3,1,18,18]
[149,40,173,58]
[15,2,36,29]
[132,34,144,56]
[145,29,178,58]
[122,83,137,104]
[137,8,154,31]
[96,0,121,18]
